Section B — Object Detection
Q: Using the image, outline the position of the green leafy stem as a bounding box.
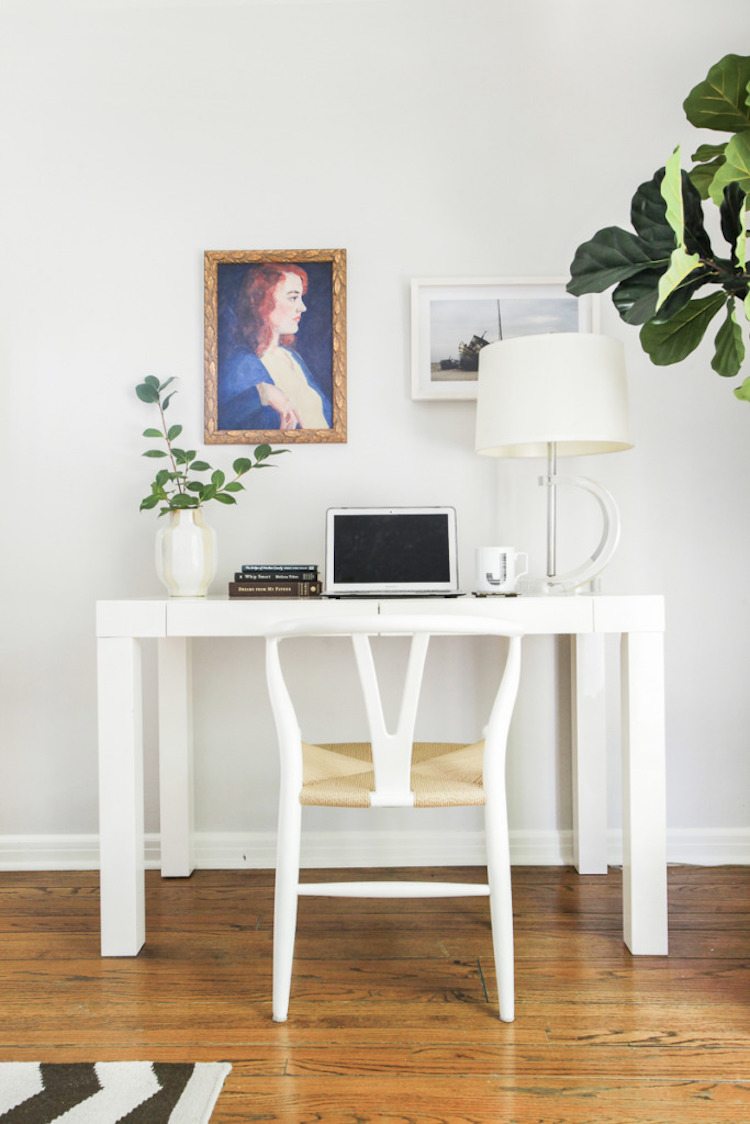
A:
[135,376,287,515]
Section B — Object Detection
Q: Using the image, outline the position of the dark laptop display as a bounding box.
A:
[324,507,459,596]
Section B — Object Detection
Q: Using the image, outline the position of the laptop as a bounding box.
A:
[323,506,460,597]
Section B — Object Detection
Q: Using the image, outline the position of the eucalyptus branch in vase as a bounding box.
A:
[135,376,286,516]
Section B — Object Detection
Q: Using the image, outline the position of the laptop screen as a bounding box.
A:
[324,507,459,595]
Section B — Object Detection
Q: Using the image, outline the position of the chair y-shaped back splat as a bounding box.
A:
[351,630,430,807]
[265,613,524,1024]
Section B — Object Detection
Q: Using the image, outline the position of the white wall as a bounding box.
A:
[2,0,750,865]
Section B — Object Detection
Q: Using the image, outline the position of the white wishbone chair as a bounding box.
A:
[264,614,523,1022]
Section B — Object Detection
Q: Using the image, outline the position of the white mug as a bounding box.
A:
[475,546,529,594]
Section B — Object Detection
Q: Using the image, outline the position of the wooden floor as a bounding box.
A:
[1,865,749,1123]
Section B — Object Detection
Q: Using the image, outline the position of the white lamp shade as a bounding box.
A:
[475,333,633,458]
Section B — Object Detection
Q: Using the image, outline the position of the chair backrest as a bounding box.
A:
[265,614,523,808]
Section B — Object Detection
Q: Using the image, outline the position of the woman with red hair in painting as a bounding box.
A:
[218,263,332,431]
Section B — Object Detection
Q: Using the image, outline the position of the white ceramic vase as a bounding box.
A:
[156,508,217,597]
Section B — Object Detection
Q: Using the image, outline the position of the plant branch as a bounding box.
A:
[158,399,185,493]
[136,377,288,515]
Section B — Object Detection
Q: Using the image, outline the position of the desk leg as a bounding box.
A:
[621,631,668,954]
[570,634,608,874]
[97,637,145,956]
[158,637,195,877]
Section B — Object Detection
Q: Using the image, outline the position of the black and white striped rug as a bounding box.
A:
[0,1062,231,1123]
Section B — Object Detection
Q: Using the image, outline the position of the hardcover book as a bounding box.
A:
[235,568,318,582]
[241,563,318,573]
[228,580,322,598]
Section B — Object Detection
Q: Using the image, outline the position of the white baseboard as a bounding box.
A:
[662,828,750,866]
[0,835,160,871]
[1,828,749,871]
[206,829,569,869]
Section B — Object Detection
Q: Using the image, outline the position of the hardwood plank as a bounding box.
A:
[281,1042,750,1079]
[211,1074,750,1124]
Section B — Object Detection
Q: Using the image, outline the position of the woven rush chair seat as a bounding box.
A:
[301,740,486,807]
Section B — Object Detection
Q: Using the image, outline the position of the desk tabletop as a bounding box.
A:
[96,593,665,638]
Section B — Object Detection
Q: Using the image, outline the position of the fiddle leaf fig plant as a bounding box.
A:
[136,376,286,516]
[567,53,750,400]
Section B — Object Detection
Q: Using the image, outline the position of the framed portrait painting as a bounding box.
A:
[204,248,347,444]
[411,276,599,401]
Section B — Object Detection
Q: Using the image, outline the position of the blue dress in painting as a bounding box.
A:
[217,346,333,431]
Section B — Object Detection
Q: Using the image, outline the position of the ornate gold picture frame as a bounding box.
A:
[204,248,346,444]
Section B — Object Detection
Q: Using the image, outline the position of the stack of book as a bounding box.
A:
[228,564,322,599]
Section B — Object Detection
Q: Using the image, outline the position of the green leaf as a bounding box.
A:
[613,266,711,325]
[142,427,163,438]
[658,150,713,259]
[712,300,745,377]
[186,481,205,492]
[136,383,160,403]
[144,375,161,388]
[232,457,254,475]
[214,493,236,504]
[683,53,750,133]
[567,226,670,296]
[692,143,729,163]
[155,469,169,487]
[656,246,702,311]
[630,171,676,254]
[681,170,712,257]
[612,270,664,324]
[734,375,750,401]
[159,377,177,393]
[191,460,212,472]
[658,269,714,322]
[142,449,168,458]
[688,157,725,199]
[737,195,748,270]
[139,495,161,510]
[167,424,183,442]
[254,444,272,461]
[720,181,747,255]
[661,147,687,245]
[640,291,726,365]
[709,131,750,204]
[162,391,177,411]
[688,145,728,200]
[172,448,188,464]
[211,469,225,488]
[169,493,195,508]
[223,481,244,492]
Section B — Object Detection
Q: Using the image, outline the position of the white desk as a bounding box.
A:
[96,594,667,958]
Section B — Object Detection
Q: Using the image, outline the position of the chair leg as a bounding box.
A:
[485,802,514,1022]
[273,795,302,1023]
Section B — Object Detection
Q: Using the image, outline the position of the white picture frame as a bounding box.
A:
[410,276,599,401]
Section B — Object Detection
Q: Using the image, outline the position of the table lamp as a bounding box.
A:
[475,333,633,593]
